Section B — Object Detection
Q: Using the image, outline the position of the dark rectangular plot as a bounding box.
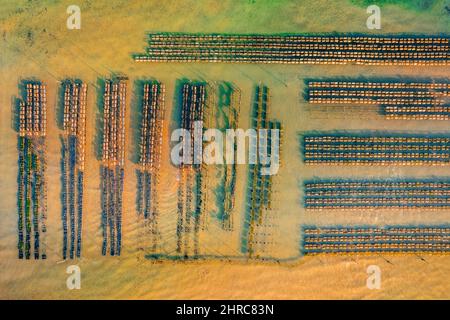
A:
[302,226,450,254]
[135,33,450,66]
[304,179,450,209]
[302,133,450,165]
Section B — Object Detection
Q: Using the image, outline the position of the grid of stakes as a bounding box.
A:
[17,81,48,260]
[303,81,450,255]
[301,133,450,165]
[176,81,207,258]
[60,80,87,259]
[301,226,450,254]
[216,83,241,231]
[304,179,450,209]
[307,80,450,120]
[100,77,127,256]
[135,33,450,66]
[136,81,165,253]
[243,84,282,258]
[13,75,450,259]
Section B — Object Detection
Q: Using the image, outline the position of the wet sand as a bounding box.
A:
[1,0,450,299]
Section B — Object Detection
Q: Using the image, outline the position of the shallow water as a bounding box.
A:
[1,0,450,299]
